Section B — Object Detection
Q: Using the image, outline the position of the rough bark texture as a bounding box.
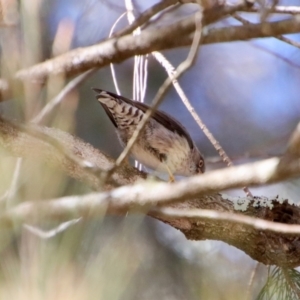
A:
[153,196,300,268]
[0,117,300,267]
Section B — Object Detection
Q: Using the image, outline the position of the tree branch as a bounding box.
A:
[114,0,178,37]
[1,181,300,267]
[1,117,300,197]
[15,16,300,83]
[0,78,10,101]
[1,118,300,267]
[0,117,147,189]
[242,5,300,15]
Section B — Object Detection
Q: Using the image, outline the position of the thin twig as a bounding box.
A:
[26,66,95,234]
[233,13,300,49]
[4,64,114,235]
[125,0,149,103]
[242,5,300,15]
[5,157,22,208]
[114,0,178,37]
[1,118,299,192]
[1,117,120,188]
[1,187,300,235]
[142,3,181,31]
[152,207,300,234]
[248,40,300,70]
[1,117,299,195]
[23,218,81,239]
[0,117,147,189]
[151,50,253,197]
[278,35,300,49]
[112,10,203,173]
[125,0,148,171]
[109,12,127,95]
[246,262,260,300]
[4,68,95,212]
[31,69,95,124]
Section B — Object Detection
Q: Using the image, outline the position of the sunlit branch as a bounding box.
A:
[242,5,300,15]
[1,117,300,266]
[15,16,300,83]
[115,0,178,37]
[110,10,203,176]
[233,13,300,49]
[151,50,253,197]
[0,117,147,189]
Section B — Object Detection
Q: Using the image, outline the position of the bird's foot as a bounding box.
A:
[168,175,176,183]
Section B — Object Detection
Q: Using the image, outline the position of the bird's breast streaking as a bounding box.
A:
[93,88,205,177]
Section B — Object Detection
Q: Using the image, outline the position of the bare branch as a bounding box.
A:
[202,17,300,44]
[0,117,300,197]
[109,12,128,95]
[5,157,22,208]
[242,5,300,15]
[233,13,300,49]
[0,184,300,267]
[23,218,81,239]
[152,207,300,234]
[111,10,203,172]
[0,117,146,189]
[151,50,253,197]
[1,118,300,266]
[245,40,300,70]
[31,69,95,124]
[115,0,178,37]
[15,16,300,83]
[246,263,260,300]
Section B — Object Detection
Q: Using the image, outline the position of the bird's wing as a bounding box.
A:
[92,88,194,149]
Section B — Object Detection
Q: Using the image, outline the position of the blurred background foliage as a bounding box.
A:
[0,0,300,299]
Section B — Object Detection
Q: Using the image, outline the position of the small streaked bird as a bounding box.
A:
[93,88,205,181]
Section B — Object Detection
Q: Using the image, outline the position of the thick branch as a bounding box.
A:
[1,118,300,267]
[1,186,300,268]
[1,117,300,195]
[0,117,146,188]
[152,197,300,268]
[15,17,300,82]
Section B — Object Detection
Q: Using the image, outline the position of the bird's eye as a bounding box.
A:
[197,159,205,173]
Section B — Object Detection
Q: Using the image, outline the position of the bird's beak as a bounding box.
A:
[91,88,103,94]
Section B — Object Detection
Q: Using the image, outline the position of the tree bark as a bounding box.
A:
[0,117,300,268]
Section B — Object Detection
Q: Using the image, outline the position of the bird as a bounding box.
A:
[93,88,205,181]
